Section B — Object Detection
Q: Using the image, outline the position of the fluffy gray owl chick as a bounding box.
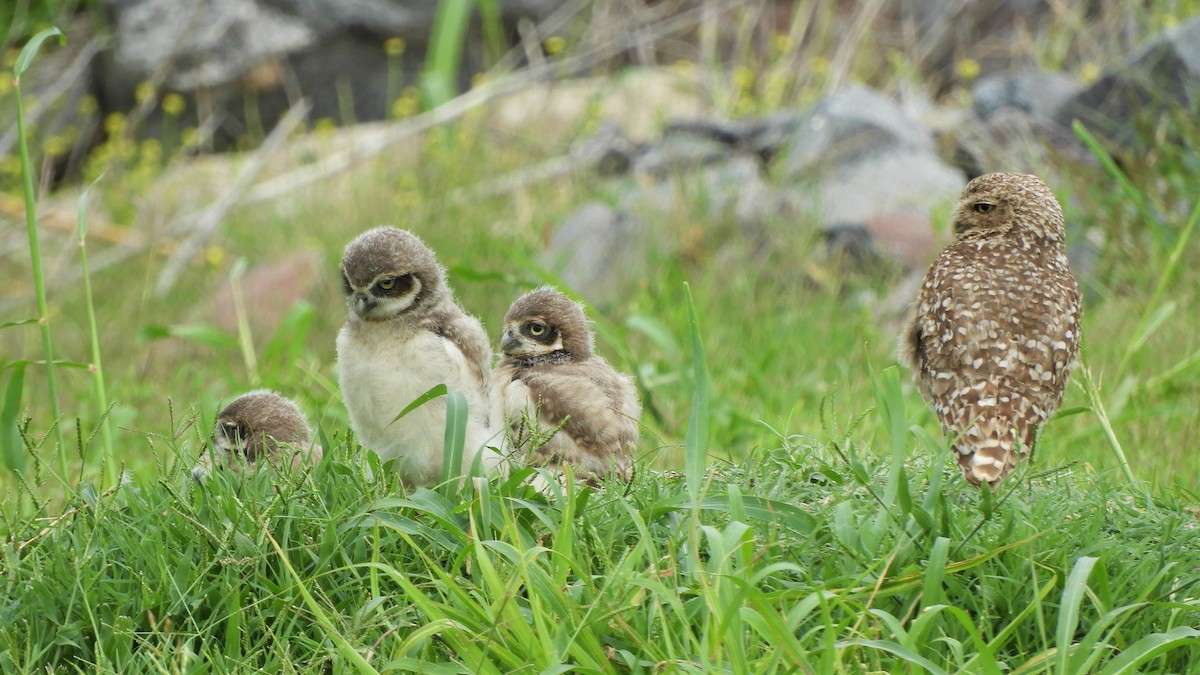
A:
[492,287,641,482]
[193,390,322,479]
[336,226,501,486]
[901,172,1081,486]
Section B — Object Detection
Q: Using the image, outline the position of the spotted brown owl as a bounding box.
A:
[900,172,1081,486]
[492,287,641,483]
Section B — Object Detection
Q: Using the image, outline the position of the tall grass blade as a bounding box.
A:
[1055,555,1097,674]
[1117,198,1200,380]
[228,258,260,384]
[261,524,381,674]
[77,185,116,486]
[441,390,468,496]
[1071,120,1161,234]
[422,0,475,108]
[14,26,69,479]
[1098,626,1200,675]
[1076,363,1144,497]
[1,364,28,474]
[13,27,64,77]
[682,283,710,504]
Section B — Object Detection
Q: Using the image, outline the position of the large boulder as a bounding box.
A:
[1055,15,1200,147]
[98,0,565,147]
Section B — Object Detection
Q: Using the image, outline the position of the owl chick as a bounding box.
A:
[192,390,322,479]
[901,172,1081,486]
[492,287,641,482]
[336,226,502,486]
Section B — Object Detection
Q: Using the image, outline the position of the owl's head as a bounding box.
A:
[340,227,445,322]
[201,390,313,476]
[500,287,593,362]
[952,172,1066,243]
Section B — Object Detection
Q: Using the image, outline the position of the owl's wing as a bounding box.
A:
[516,358,639,481]
[425,309,493,397]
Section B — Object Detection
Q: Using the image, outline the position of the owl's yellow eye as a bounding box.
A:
[528,322,546,336]
[378,277,396,290]
[973,202,994,213]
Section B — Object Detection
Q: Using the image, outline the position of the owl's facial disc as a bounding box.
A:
[213,419,245,453]
[502,319,562,357]
[347,272,422,321]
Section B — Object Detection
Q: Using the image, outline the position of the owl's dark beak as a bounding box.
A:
[501,328,521,352]
[352,293,377,315]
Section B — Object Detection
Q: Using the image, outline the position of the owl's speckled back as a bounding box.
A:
[902,172,1081,485]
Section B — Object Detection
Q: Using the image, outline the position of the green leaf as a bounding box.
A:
[837,638,949,675]
[1,364,27,474]
[1099,626,1200,674]
[682,283,709,504]
[138,323,238,349]
[1056,556,1098,674]
[0,319,38,330]
[440,390,468,496]
[389,384,448,425]
[14,27,65,77]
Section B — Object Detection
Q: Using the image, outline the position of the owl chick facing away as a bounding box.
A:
[193,390,322,479]
[901,172,1081,486]
[336,227,503,486]
[493,287,641,483]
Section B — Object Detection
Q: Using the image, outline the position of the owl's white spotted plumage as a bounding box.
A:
[900,172,1081,486]
[492,287,641,482]
[193,390,322,479]
[336,226,501,485]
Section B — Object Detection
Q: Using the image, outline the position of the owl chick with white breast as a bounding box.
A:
[492,287,641,483]
[193,390,322,479]
[901,172,1081,486]
[336,227,501,486]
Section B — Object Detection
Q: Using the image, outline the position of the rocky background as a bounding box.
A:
[2,0,1199,336]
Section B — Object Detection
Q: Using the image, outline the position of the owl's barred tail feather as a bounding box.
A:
[952,414,1036,486]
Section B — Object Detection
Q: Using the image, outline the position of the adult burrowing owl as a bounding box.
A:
[336,227,502,486]
[901,172,1081,486]
[492,287,641,482]
[193,390,322,479]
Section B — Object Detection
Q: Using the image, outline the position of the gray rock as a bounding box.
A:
[774,86,964,236]
[778,86,939,181]
[105,0,315,91]
[1055,15,1200,146]
[540,202,650,307]
[972,70,1081,121]
[98,0,565,147]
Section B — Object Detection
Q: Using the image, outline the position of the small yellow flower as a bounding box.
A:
[772,34,794,55]
[42,135,69,156]
[733,66,756,92]
[810,56,829,77]
[955,58,981,82]
[543,35,566,56]
[314,117,337,136]
[206,245,225,267]
[391,95,418,119]
[162,93,186,116]
[384,37,406,56]
[104,112,127,135]
[0,155,21,175]
[140,138,162,162]
[79,95,98,115]
[1079,62,1101,85]
[673,59,694,77]
[135,80,156,104]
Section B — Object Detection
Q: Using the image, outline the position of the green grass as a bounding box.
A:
[2,4,1200,672]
